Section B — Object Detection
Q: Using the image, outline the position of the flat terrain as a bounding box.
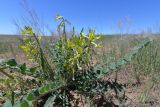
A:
[0,34,160,106]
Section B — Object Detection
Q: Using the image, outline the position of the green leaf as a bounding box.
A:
[20,101,29,107]
[124,54,132,62]
[29,67,37,73]
[108,62,117,70]
[6,59,17,67]
[117,59,126,66]
[44,84,51,92]
[44,96,57,107]
[93,39,151,80]
[39,87,46,94]
[19,63,27,74]
[26,93,35,101]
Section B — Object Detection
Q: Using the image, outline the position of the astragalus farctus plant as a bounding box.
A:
[0,15,153,107]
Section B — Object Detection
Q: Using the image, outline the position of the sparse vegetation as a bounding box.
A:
[1,15,160,107]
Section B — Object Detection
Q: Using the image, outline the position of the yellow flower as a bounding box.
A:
[67,40,73,48]
[81,39,85,46]
[28,58,34,62]
[89,31,95,41]
[77,47,83,54]
[38,36,42,41]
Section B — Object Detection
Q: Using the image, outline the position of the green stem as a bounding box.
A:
[11,91,15,105]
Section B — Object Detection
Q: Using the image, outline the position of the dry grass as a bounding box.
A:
[1,35,160,106]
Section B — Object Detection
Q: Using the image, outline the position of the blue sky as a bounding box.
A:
[0,0,160,34]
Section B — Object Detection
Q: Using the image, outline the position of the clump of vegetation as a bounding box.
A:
[0,15,155,107]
